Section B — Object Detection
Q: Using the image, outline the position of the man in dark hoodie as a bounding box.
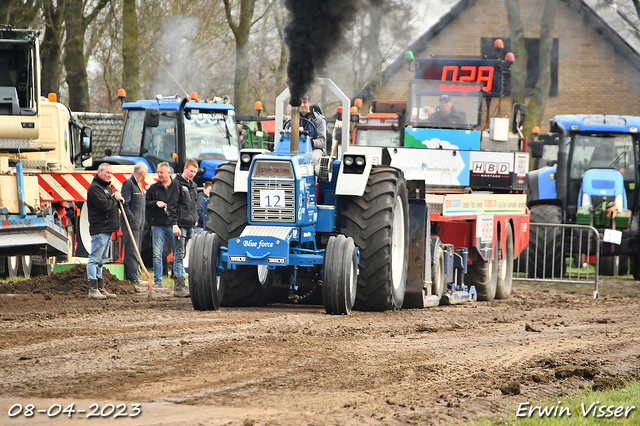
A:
[167,158,198,297]
[86,163,123,300]
[120,162,148,291]
[194,180,212,234]
[145,161,174,288]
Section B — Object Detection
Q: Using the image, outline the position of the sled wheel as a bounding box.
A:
[467,237,498,302]
[21,256,32,279]
[340,166,409,311]
[323,235,357,315]
[431,240,446,299]
[7,256,19,279]
[495,225,514,299]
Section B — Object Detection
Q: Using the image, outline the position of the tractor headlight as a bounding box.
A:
[581,193,591,208]
[342,154,366,174]
[241,153,252,163]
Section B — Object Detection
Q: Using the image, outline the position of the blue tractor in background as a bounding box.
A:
[527,115,640,278]
[101,92,241,182]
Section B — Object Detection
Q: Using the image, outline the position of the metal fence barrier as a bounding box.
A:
[514,223,602,298]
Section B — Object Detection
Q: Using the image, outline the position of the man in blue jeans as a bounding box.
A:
[86,163,124,299]
[145,162,174,287]
[167,158,199,298]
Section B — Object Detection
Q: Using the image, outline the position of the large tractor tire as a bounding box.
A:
[206,162,273,307]
[189,232,224,311]
[467,237,498,301]
[599,255,629,276]
[340,166,410,311]
[495,225,514,299]
[206,162,248,243]
[527,204,565,279]
[323,234,358,315]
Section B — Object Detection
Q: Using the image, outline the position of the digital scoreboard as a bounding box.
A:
[415,59,503,97]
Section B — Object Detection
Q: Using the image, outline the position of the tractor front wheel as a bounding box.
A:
[323,234,357,315]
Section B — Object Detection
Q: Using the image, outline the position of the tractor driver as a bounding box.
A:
[427,95,467,126]
[299,94,327,167]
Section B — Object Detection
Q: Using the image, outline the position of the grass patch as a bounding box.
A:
[480,380,639,425]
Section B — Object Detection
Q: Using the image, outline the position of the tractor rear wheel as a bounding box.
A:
[205,162,273,307]
[206,162,247,244]
[221,266,273,307]
[527,204,565,278]
[340,166,409,311]
[467,238,498,301]
[323,234,357,315]
[495,225,514,299]
[599,255,629,276]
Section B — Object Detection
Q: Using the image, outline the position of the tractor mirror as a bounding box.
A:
[144,108,160,127]
[81,126,93,154]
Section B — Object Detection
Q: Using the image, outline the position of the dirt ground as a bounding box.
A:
[0,266,639,425]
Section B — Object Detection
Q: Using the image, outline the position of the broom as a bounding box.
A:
[119,202,153,297]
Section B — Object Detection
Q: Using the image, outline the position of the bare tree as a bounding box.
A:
[504,0,557,137]
[1,0,42,28]
[63,0,110,111]
[223,0,256,114]
[40,0,65,96]
[122,0,139,101]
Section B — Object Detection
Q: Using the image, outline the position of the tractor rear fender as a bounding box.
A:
[335,151,373,196]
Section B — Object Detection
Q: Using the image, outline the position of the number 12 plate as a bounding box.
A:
[260,190,286,208]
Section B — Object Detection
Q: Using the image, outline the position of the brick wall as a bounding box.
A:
[380,0,640,131]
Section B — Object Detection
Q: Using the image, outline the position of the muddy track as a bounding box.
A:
[0,269,639,425]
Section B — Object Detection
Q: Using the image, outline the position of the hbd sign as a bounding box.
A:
[471,161,510,175]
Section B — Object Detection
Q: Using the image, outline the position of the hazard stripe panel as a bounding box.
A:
[38,172,159,202]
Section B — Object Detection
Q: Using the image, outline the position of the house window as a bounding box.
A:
[480,37,559,97]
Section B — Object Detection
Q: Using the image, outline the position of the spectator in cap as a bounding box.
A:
[427,95,468,126]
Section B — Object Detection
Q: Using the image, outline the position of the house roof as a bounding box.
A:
[355,0,640,103]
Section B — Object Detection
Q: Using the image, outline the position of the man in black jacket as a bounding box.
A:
[145,161,175,288]
[121,162,148,290]
[167,158,199,297]
[86,163,123,299]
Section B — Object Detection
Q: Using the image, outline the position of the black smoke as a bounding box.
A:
[283,0,360,106]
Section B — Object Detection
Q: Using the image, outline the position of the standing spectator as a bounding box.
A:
[86,163,123,300]
[121,162,148,291]
[194,180,212,234]
[145,161,174,288]
[167,158,199,298]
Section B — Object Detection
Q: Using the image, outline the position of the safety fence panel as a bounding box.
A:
[513,223,601,297]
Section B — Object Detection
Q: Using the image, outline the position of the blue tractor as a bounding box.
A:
[101,93,241,182]
[188,80,413,314]
[527,115,640,277]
